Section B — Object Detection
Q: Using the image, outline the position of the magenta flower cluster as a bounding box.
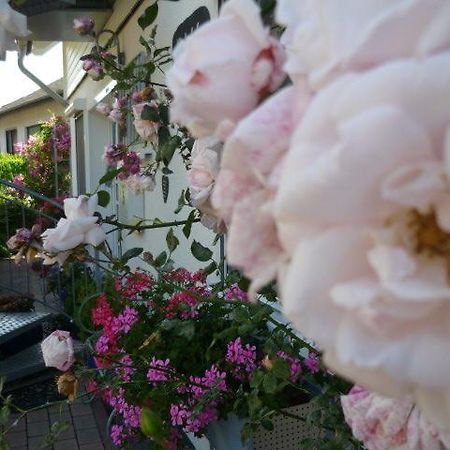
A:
[225,337,257,381]
[223,283,249,302]
[115,354,135,382]
[108,387,141,443]
[147,357,170,385]
[170,364,227,433]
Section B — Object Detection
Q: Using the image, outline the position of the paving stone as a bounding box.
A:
[80,444,105,450]
[7,417,26,432]
[27,409,49,423]
[71,403,93,417]
[6,431,26,447]
[73,414,96,430]
[49,404,71,415]
[27,420,50,437]
[77,427,101,445]
[54,438,79,450]
[55,424,76,441]
[27,436,51,450]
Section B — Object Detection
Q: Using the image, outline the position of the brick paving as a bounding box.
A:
[3,399,111,450]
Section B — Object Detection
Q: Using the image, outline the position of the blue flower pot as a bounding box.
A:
[206,415,253,450]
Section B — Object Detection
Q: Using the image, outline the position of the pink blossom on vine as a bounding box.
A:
[118,152,141,180]
[164,291,198,320]
[116,354,135,382]
[304,352,320,374]
[110,424,124,446]
[103,144,127,167]
[223,283,248,302]
[116,306,138,334]
[147,357,170,385]
[226,337,257,380]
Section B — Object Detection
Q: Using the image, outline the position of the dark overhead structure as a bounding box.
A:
[9,0,114,42]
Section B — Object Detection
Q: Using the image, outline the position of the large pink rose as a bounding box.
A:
[212,85,310,293]
[167,0,285,139]
[41,330,74,371]
[132,103,159,143]
[41,194,106,264]
[277,0,450,89]
[274,53,450,429]
[341,386,450,450]
[187,137,224,232]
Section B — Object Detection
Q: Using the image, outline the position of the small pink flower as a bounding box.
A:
[73,17,95,36]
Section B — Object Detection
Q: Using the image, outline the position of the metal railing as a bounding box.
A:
[0,178,97,319]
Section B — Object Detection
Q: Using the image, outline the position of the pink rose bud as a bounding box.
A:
[41,330,74,371]
[73,17,95,36]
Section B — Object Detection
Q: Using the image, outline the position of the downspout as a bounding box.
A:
[17,41,69,108]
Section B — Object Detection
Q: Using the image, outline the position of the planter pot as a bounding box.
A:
[206,415,253,450]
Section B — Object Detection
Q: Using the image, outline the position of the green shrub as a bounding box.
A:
[0,154,26,181]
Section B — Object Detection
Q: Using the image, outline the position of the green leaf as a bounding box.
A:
[261,419,274,431]
[138,3,159,30]
[141,104,159,121]
[121,247,143,263]
[174,190,186,214]
[166,228,179,253]
[271,358,290,380]
[158,126,170,147]
[262,373,279,394]
[158,104,169,124]
[161,135,181,166]
[140,408,164,442]
[96,190,110,208]
[154,46,170,58]
[182,210,196,238]
[154,251,167,267]
[202,261,217,276]
[162,175,169,203]
[191,241,213,262]
[99,168,122,185]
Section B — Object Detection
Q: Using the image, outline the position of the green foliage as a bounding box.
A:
[138,2,159,30]
[0,154,26,181]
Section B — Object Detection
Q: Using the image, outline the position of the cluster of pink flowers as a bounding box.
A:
[97,95,128,127]
[163,268,206,285]
[102,144,141,181]
[304,352,320,374]
[170,365,227,433]
[147,357,170,385]
[223,283,249,302]
[115,354,135,383]
[108,387,141,443]
[82,58,104,81]
[225,338,257,381]
[164,291,199,320]
[114,271,152,299]
[91,295,138,365]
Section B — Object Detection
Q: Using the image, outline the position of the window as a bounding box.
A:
[5,129,17,153]
[26,123,42,138]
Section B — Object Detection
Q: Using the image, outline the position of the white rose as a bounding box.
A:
[277,0,450,90]
[274,53,450,430]
[167,0,285,138]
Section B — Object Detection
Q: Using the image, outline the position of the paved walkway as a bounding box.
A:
[4,399,111,450]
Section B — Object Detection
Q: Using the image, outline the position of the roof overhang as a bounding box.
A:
[11,0,113,42]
